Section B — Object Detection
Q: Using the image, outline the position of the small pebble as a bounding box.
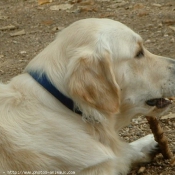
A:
[10,30,26,37]
[20,51,27,54]
[0,55,4,59]
[152,3,162,7]
[164,34,169,37]
[145,39,151,43]
[138,166,146,174]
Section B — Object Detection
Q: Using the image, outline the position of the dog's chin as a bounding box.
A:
[146,98,172,109]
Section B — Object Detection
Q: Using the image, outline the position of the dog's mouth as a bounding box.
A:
[146,98,172,109]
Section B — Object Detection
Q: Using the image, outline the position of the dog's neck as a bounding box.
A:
[28,71,82,116]
[27,71,106,124]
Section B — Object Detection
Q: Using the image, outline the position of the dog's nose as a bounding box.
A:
[146,99,157,106]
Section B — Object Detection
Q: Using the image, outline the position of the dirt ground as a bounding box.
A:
[1,0,175,174]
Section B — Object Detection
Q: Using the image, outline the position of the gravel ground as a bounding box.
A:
[0,0,175,174]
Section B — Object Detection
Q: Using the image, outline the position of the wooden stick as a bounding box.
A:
[146,116,173,159]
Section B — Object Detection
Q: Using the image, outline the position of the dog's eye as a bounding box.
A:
[135,50,144,59]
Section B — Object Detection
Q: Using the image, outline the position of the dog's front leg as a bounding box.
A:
[113,134,159,174]
[129,134,159,164]
[77,135,158,175]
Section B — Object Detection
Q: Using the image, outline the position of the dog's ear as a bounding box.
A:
[67,52,120,114]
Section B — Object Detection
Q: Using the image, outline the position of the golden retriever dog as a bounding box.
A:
[0,18,175,175]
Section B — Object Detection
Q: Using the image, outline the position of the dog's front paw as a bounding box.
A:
[130,134,160,163]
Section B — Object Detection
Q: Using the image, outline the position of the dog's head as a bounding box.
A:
[26,18,175,122]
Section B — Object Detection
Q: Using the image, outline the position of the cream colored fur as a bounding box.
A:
[1,18,175,175]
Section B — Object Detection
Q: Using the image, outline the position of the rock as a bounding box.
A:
[145,39,151,43]
[20,51,27,54]
[138,166,146,174]
[147,24,154,28]
[169,26,175,32]
[20,51,27,56]
[132,117,143,124]
[10,29,26,37]
[0,55,4,59]
[158,23,163,27]
[38,0,52,5]
[164,34,169,37]
[0,69,4,73]
[0,25,17,31]
[50,4,73,11]
[13,41,18,44]
[152,3,162,7]
[168,121,173,126]
[170,37,175,43]
[161,113,175,120]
